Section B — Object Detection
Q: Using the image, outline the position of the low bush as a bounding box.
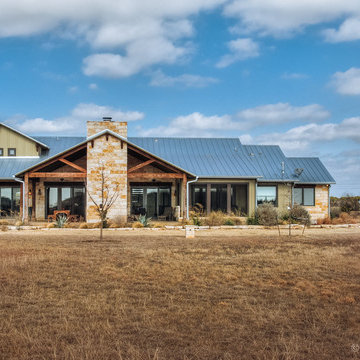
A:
[79,223,88,229]
[290,205,310,224]
[256,203,278,226]
[47,223,56,229]
[204,211,227,226]
[132,222,144,228]
[1,225,8,231]
[246,213,259,225]
[332,212,357,224]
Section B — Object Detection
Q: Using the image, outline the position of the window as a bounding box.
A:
[8,148,16,156]
[257,185,277,206]
[0,148,3,156]
[294,187,315,206]
[0,186,20,216]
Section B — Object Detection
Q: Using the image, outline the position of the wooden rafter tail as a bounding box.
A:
[59,158,87,173]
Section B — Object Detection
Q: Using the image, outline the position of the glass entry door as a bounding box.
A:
[131,185,171,218]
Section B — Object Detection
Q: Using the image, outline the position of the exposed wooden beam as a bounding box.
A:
[128,159,154,173]
[29,172,87,178]
[30,144,87,173]
[59,158,86,173]
[127,144,181,173]
[128,172,183,179]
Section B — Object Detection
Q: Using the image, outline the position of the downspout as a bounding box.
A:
[328,184,331,218]
[13,176,25,223]
[186,176,199,219]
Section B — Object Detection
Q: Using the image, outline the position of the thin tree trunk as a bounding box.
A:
[100,218,103,241]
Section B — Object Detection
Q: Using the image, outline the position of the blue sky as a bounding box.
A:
[1,0,360,196]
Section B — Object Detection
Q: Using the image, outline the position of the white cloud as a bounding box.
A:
[323,17,360,42]
[138,103,330,137]
[149,70,218,88]
[216,38,259,68]
[68,86,78,93]
[0,0,226,77]
[223,0,360,37]
[253,117,360,152]
[89,83,98,90]
[14,103,145,134]
[330,67,360,95]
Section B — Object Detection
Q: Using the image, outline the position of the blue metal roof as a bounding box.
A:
[287,157,336,184]
[0,135,335,184]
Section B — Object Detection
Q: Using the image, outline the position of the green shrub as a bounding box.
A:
[256,203,278,226]
[56,215,68,228]
[340,195,360,213]
[247,213,259,225]
[224,218,235,226]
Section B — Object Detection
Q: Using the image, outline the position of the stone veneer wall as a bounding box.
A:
[277,184,292,214]
[86,121,128,223]
[304,185,329,223]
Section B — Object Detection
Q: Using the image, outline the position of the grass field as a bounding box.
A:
[0,228,359,360]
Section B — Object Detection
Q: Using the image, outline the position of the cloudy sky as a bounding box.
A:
[1,0,360,196]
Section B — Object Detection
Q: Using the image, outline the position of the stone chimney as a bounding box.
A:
[87,117,127,138]
[86,117,128,223]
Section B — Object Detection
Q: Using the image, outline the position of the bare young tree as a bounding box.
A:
[86,164,120,240]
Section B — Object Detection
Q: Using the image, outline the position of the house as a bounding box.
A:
[0,119,335,223]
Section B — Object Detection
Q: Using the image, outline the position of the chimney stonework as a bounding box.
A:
[86,121,128,223]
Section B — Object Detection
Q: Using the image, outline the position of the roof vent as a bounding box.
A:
[102,117,113,122]
[249,152,255,157]
[294,168,304,177]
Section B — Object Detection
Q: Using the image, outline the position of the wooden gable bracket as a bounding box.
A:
[121,140,124,149]
[128,159,155,173]
[59,158,86,173]
[90,140,94,148]
[106,134,109,141]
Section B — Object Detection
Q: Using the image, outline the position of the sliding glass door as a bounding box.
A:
[46,184,85,218]
[130,185,171,218]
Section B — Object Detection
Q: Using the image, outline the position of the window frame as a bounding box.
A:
[256,184,278,207]
[293,186,315,206]
[8,148,16,156]
[0,148,3,156]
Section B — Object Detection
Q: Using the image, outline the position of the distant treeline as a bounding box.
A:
[330,195,360,213]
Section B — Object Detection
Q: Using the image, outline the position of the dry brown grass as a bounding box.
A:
[0,228,360,360]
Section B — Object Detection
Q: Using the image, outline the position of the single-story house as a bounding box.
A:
[0,119,335,223]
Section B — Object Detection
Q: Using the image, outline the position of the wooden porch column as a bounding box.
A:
[206,184,211,215]
[182,174,187,218]
[227,183,231,214]
[24,173,29,222]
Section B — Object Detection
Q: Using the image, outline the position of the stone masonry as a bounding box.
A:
[304,185,329,222]
[86,121,128,223]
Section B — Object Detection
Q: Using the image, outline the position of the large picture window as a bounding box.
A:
[211,184,227,212]
[257,185,277,206]
[0,186,20,216]
[294,187,315,206]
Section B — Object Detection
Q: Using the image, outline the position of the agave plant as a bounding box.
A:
[138,214,151,227]
[56,214,68,228]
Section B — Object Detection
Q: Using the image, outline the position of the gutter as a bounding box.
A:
[13,176,25,222]
[186,176,199,219]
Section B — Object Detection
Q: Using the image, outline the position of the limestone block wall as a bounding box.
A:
[86,134,127,223]
[35,180,45,220]
[87,121,127,138]
[304,185,329,222]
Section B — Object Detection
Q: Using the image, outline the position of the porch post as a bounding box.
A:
[206,184,211,215]
[182,174,187,218]
[24,173,29,222]
[227,183,231,214]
